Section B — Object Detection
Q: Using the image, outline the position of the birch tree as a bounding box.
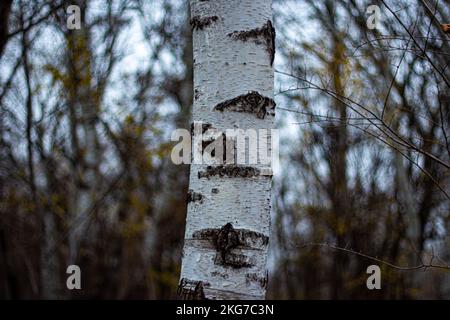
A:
[178,0,275,300]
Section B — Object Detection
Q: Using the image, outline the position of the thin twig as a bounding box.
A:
[299,242,450,271]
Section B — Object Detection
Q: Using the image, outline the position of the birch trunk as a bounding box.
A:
[66,3,100,266]
[178,0,275,300]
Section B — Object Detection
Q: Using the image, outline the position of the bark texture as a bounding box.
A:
[179,0,274,300]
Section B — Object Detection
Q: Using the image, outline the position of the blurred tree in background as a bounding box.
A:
[0,0,191,299]
[0,0,448,299]
[270,0,449,299]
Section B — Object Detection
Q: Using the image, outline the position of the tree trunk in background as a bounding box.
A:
[178,0,275,300]
[65,1,100,267]
[0,0,13,59]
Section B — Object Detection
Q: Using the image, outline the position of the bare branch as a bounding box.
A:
[299,242,450,271]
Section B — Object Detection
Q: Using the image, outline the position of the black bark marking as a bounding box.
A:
[198,165,261,179]
[191,123,237,164]
[190,123,237,164]
[214,252,253,268]
[246,272,268,288]
[194,89,201,100]
[202,133,229,162]
[228,20,276,66]
[187,190,204,204]
[214,91,275,119]
[177,278,209,300]
[192,223,269,269]
[216,223,239,262]
[190,122,212,135]
[239,229,269,247]
[192,226,269,248]
[211,188,219,194]
[193,228,219,241]
[191,123,233,164]
[211,271,229,279]
[190,15,218,31]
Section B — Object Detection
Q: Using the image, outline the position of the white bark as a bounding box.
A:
[179,0,274,300]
